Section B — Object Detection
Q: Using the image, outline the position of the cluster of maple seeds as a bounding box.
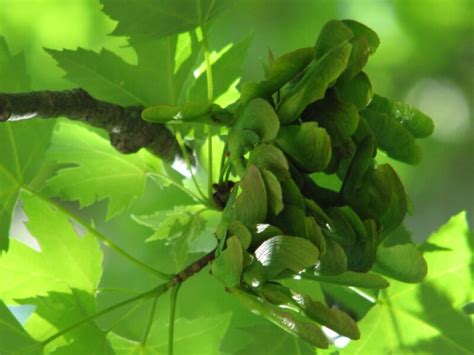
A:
[209,19,433,348]
[141,19,433,348]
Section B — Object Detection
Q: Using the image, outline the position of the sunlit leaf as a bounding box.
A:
[0,301,41,354]
[101,0,233,39]
[107,333,152,355]
[133,205,207,241]
[48,33,200,106]
[189,35,252,103]
[0,36,30,92]
[17,289,112,354]
[47,47,156,106]
[0,191,102,302]
[345,212,473,353]
[44,121,166,220]
[0,38,55,252]
[220,320,315,355]
[0,121,54,252]
[142,313,233,353]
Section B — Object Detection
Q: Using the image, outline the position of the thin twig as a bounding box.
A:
[24,187,171,279]
[39,250,216,348]
[168,283,182,355]
[141,293,160,345]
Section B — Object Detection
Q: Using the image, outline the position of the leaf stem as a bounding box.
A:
[168,283,182,355]
[148,172,208,205]
[218,143,229,183]
[104,298,146,334]
[39,250,215,348]
[381,289,404,346]
[23,188,171,279]
[41,283,169,347]
[223,161,232,182]
[200,22,216,205]
[207,128,214,202]
[141,292,160,345]
[200,15,214,103]
[173,129,208,203]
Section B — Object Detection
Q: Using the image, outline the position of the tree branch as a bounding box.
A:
[39,249,216,347]
[0,89,184,162]
[172,249,216,284]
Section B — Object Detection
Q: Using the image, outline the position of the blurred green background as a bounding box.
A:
[1,0,473,349]
[1,0,472,242]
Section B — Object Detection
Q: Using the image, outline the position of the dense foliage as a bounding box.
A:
[0,1,472,354]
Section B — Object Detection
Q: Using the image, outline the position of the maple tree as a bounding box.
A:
[0,1,472,354]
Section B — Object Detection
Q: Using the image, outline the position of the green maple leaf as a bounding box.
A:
[107,333,156,354]
[107,313,232,354]
[0,190,102,302]
[46,45,166,106]
[100,0,234,39]
[133,205,207,241]
[188,35,253,103]
[46,32,201,106]
[0,36,55,252]
[134,205,219,270]
[344,212,473,354]
[0,301,41,354]
[220,322,314,355]
[0,120,54,252]
[44,120,171,220]
[0,36,30,92]
[154,313,232,353]
[17,289,113,354]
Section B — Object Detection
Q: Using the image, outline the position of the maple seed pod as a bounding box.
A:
[258,283,294,305]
